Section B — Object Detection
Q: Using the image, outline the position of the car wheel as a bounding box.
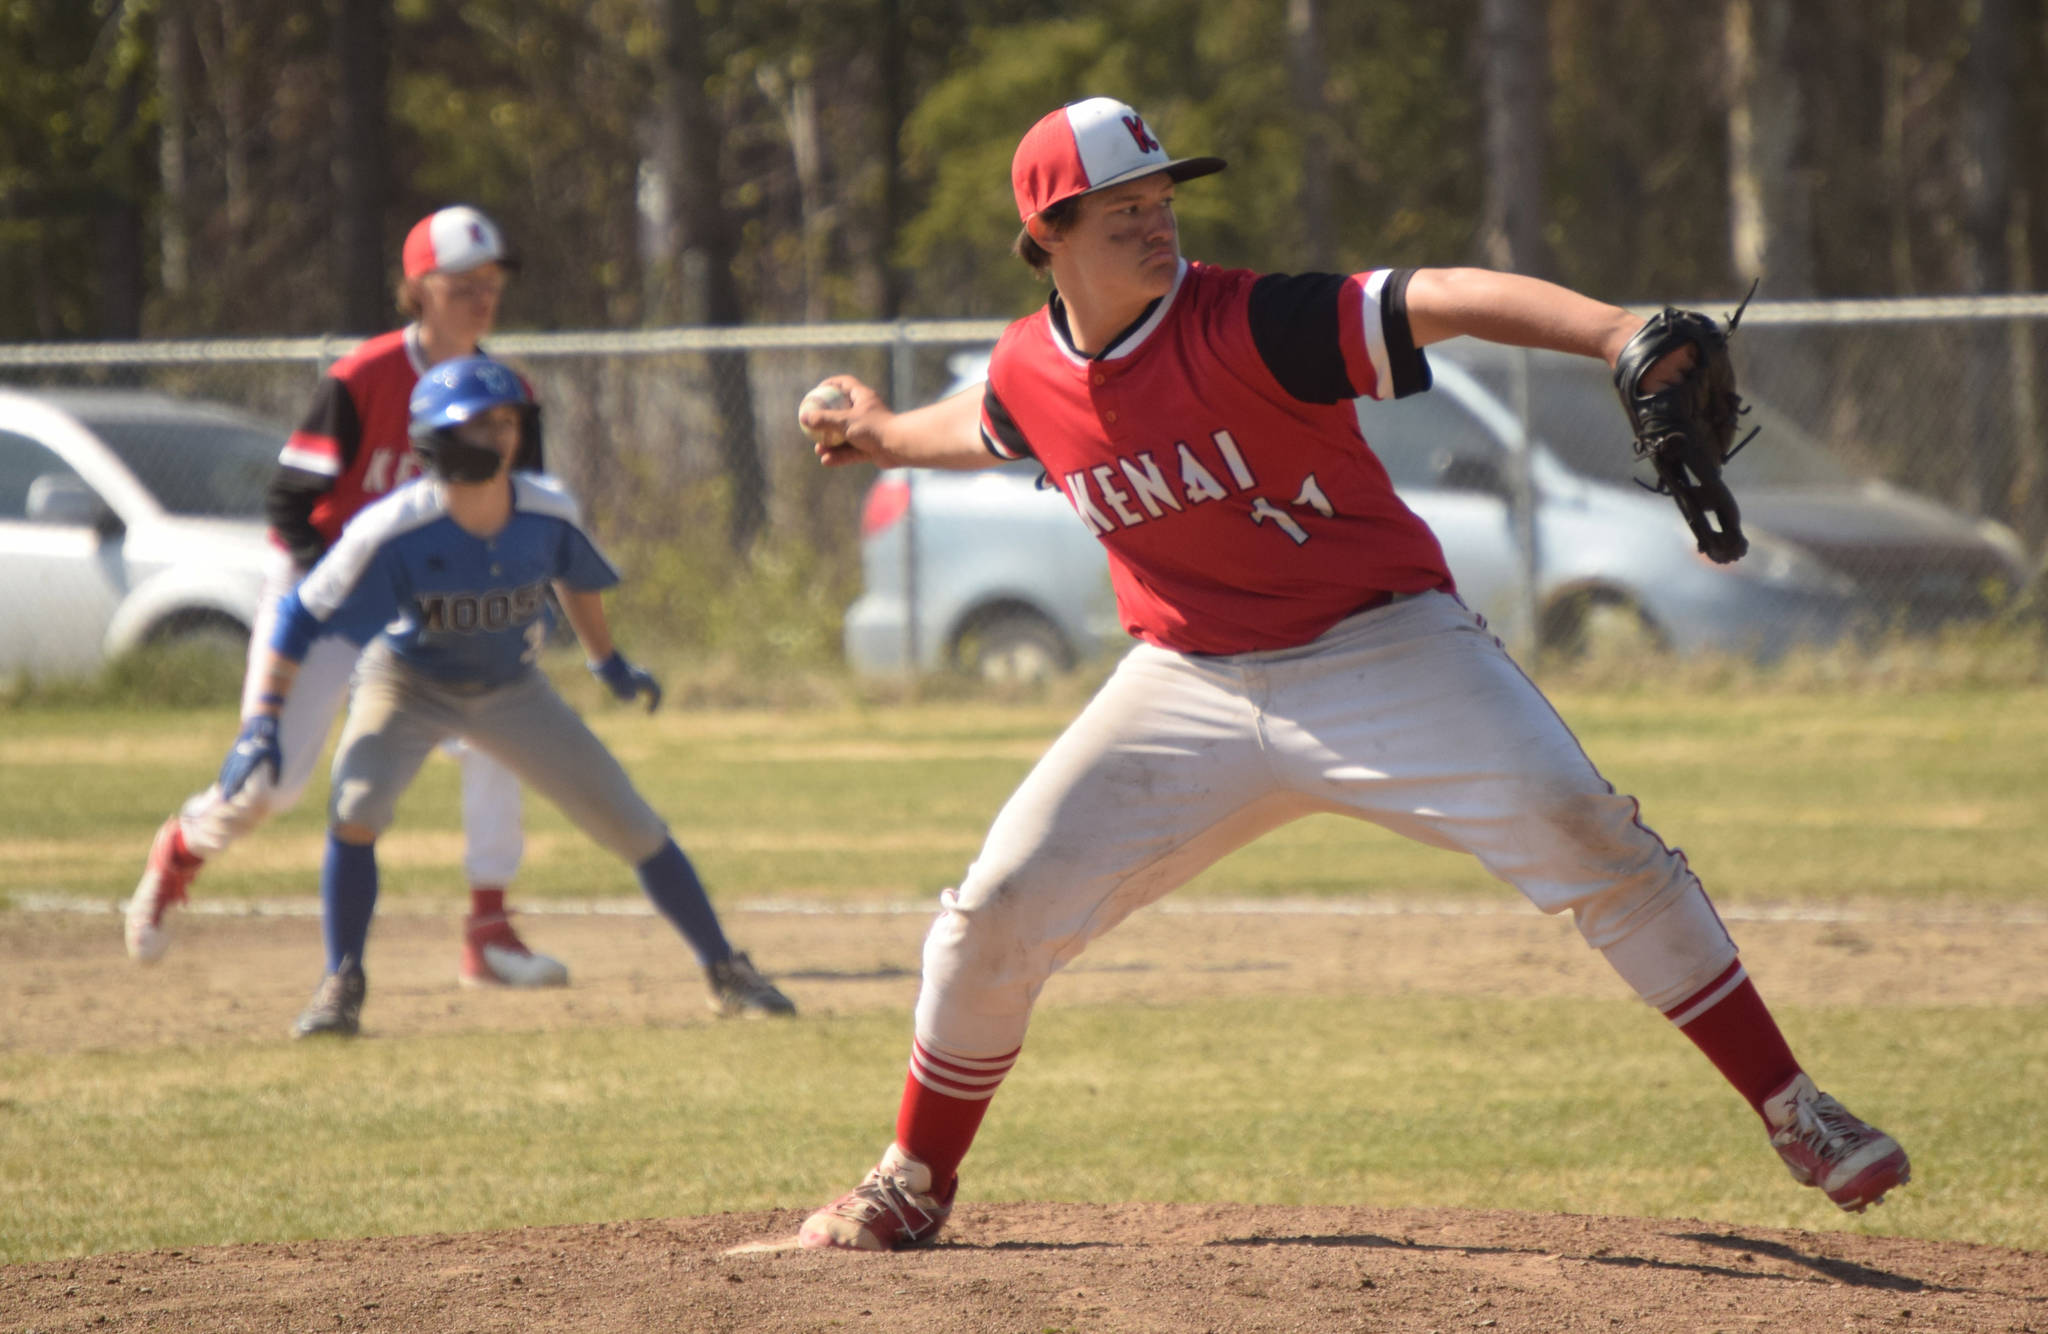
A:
[147,610,251,658]
[1538,588,1667,661]
[953,607,1074,684]
[106,611,253,704]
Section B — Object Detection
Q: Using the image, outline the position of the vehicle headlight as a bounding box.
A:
[1972,517,2030,573]
[1705,526,1856,594]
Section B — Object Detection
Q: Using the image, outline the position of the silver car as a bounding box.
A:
[1370,341,2031,658]
[0,387,280,678]
[844,342,2031,677]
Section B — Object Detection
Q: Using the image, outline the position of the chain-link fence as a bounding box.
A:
[1,298,2043,682]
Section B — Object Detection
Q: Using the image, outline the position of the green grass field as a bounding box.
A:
[5,680,2043,909]
[3,678,2046,1263]
[6,996,2044,1263]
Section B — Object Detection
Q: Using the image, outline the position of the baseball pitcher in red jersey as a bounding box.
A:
[789,97,1909,1249]
[129,206,572,992]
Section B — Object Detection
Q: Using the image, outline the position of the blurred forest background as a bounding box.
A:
[5,0,2041,342]
[4,0,2047,688]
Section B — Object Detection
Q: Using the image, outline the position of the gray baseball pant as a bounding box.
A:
[329,644,668,867]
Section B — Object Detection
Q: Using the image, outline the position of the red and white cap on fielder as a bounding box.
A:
[402,205,519,279]
[1010,97,1226,223]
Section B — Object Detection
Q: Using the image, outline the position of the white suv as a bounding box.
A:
[0,387,281,679]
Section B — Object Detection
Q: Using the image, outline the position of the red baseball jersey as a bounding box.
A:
[266,326,541,566]
[979,260,1454,655]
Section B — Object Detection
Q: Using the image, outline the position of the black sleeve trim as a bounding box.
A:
[292,377,362,469]
[267,377,360,566]
[265,467,330,566]
[512,372,544,472]
[1380,267,1433,399]
[514,403,545,472]
[981,382,1034,461]
[1248,272,1355,404]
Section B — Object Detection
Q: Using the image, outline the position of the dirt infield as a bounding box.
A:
[4,905,2046,1332]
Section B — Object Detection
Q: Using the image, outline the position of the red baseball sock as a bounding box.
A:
[893,1039,1019,1188]
[1663,961,1801,1120]
[168,824,203,868]
[469,886,506,917]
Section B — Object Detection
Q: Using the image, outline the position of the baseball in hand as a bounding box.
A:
[798,381,851,443]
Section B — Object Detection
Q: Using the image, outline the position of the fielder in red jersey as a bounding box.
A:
[789,97,1909,1250]
[129,206,571,994]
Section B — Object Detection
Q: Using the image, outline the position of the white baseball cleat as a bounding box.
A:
[459,911,569,987]
[1764,1072,1911,1212]
[126,816,202,964]
[798,1144,955,1251]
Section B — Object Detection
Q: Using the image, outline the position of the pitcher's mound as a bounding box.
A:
[8,1202,2044,1333]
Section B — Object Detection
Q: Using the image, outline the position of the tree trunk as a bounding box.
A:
[1725,0,1814,296]
[97,197,146,341]
[157,0,192,301]
[1960,0,2018,521]
[760,64,830,323]
[1878,0,1914,292]
[98,54,147,341]
[1960,0,2014,293]
[332,0,390,336]
[1478,0,1551,278]
[663,0,766,554]
[2007,192,2046,554]
[1287,0,1336,270]
[192,0,256,248]
[871,0,907,318]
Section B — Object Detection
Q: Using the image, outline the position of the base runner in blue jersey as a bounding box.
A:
[215,355,795,1037]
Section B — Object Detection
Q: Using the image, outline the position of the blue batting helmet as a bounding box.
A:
[408,355,531,482]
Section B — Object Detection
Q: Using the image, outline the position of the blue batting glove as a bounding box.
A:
[218,715,282,799]
[591,650,663,713]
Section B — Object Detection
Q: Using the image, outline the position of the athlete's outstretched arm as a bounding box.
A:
[1404,268,1668,373]
[243,645,302,717]
[556,584,663,711]
[803,375,995,472]
[554,586,616,663]
[214,633,305,800]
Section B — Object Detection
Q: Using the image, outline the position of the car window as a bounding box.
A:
[76,416,281,517]
[0,429,85,520]
[1458,354,1853,489]
[1354,389,1501,488]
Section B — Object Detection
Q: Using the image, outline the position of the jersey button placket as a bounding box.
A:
[1091,365,1123,436]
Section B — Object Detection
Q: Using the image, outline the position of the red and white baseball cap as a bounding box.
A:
[1011,97,1225,223]
[402,205,518,279]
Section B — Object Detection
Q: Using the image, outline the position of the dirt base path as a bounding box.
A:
[7,898,2045,1053]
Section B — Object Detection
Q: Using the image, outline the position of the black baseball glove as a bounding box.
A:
[1612,288,1759,564]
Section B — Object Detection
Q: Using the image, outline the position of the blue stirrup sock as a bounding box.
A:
[636,838,731,967]
[321,834,380,974]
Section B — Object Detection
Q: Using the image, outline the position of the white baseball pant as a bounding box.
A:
[175,552,524,881]
[914,591,1737,1058]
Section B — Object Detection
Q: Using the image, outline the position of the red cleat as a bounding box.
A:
[126,816,202,963]
[798,1145,956,1251]
[460,910,570,987]
[1765,1073,1911,1212]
